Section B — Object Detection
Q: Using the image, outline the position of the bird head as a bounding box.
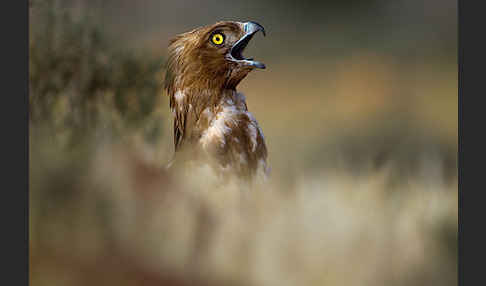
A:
[165,21,266,93]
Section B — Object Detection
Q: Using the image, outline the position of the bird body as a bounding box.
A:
[165,21,269,181]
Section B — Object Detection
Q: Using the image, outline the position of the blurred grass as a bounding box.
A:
[29,1,457,286]
[29,0,165,148]
[30,138,457,286]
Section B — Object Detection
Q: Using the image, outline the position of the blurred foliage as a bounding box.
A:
[29,136,458,286]
[29,0,165,147]
[303,114,457,187]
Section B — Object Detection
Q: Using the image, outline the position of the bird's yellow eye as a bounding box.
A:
[211,33,224,45]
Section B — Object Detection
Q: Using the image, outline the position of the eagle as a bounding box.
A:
[164,21,269,182]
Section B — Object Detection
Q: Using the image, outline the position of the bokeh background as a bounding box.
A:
[29,0,457,285]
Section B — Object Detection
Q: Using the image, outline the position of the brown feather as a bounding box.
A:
[165,21,269,180]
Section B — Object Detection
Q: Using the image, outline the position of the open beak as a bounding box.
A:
[229,21,266,69]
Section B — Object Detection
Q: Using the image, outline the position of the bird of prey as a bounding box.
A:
[165,21,269,181]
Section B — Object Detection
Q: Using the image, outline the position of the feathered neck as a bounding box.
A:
[168,86,239,152]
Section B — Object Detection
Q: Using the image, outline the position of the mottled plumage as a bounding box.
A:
[165,21,269,180]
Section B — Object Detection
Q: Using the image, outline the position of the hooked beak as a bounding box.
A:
[229,21,266,69]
